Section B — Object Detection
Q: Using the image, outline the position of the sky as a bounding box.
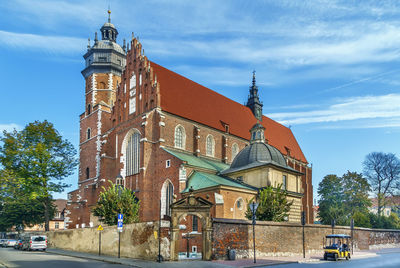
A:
[1,0,400,202]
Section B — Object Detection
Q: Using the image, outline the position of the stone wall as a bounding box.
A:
[212,218,400,260]
[47,221,170,260]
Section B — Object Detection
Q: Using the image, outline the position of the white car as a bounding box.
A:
[22,235,47,251]
[6,240,17,247]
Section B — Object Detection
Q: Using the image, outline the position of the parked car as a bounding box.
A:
[22,235,47,251]
[14,240,23,250]
[0,239,8,247]
[6,239,17,247]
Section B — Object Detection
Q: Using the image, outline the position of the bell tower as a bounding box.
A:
[246,71,263,121]
[66,10,127,229]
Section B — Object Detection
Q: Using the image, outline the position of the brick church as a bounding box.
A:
[65,12,313,229]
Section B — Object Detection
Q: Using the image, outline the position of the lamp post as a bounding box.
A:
[301,211,306,258]
[250,201,259,264]
[116,174,123,259]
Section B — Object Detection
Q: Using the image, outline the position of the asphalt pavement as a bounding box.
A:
[1,246,400,268]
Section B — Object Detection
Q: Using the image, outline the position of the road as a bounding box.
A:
[264,248,400,267]
[0,247,128,268]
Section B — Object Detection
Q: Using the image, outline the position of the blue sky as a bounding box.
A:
[1,0,400,202]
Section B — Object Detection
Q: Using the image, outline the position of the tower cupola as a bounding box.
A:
[100,10,118,42]
[81,10,126,79]
[246,71,263,121]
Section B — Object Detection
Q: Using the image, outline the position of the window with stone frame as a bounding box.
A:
[206,135,215,157]
[126,132,140,176]
[161,181,174,217]
[232,143,239,161]
[129,73,136,114]
[130,73,136,89]
[283,175,287,190]
[192,215,198,232]
[174,125,185,149]
[87,128,91,140]
[116,177,125,187]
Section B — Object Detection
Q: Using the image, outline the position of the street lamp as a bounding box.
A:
[116,174,123,259]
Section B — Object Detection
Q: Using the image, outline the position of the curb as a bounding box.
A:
[46,249,142,268]
[243,261,297,267]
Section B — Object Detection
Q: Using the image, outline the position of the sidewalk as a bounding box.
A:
[46,248,378,268]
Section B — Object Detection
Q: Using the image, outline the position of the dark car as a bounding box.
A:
[14,240,23,250]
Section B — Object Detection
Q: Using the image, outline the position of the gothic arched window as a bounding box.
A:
[87,128,91,140]
[206,135,215,157]
[161,180,174,217]
[232,143,239,161]
[174,125,185,149]
[126,132,140,176]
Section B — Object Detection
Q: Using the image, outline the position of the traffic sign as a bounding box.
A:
[97,225,104,231]
[117,213,123,232]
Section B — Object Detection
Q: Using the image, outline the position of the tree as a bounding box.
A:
[342,171,371,216]
[0,169,55,231]
[0,120,78,231]
[363,152,400,216]
[318,174,347,225]
[92,181,140,225]
[246,184,293,222]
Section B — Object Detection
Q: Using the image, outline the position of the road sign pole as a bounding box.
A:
[351,219,354,255]
[302,211,306,259]
[252,201,256,264]
[158,199,162,263]
[118,231,121,258]
[99,231,101,256]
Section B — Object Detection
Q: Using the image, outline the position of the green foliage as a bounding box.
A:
[352,211,372,228]
[92,181,140,225]
[369,212,400,229]
[318,172,371,226]
[0,120,77,231]
[246,184,293,222]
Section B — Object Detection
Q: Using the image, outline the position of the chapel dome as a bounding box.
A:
[230,142,287,169]
[220,122,290,175]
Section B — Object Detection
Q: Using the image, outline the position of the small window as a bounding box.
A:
[55,222,59,229]
[232,143,239,161]
[237,199,243,209]
[283,175,287,190]
[206,135,215,157]
[87,104,91,115]
[87,128,91,139]
[86,167,89,180]
[192,215,198,232]
[174,125,185,149]
[166,160,171,168]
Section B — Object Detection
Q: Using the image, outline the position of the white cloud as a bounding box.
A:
[0,123,22,133]
[0,30,85,54]
[267,94,400,127]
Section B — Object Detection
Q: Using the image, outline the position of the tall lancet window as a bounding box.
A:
[206,135,215,157]
[126,132,140,176]
[174,125,185,149]
[232,143,239,161]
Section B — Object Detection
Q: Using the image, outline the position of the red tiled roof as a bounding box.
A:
[151,62,307,163]
[53,199,67,212]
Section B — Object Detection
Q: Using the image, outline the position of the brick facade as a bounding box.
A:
[66,20,313,229]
